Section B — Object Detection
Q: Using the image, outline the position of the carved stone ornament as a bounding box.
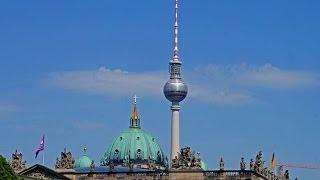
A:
[55,148,75,169]
[24,169,56,180]
[10,149,26,172]
[171,147,202,170]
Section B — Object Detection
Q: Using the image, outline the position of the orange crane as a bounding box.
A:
[277,163,320,170]
[269,153,320,170]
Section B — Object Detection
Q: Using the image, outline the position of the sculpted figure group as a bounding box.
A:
[55,148,75,169]
[232,151,292,180]
[10,149,26,172]
[171,147,202,170]
[249,151,290,180]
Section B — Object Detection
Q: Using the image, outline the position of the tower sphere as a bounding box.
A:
[163,78,188,103]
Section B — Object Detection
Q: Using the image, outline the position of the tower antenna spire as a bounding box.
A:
[173,0,179,61]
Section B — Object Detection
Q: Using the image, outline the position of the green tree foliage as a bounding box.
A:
[0,155,19,180]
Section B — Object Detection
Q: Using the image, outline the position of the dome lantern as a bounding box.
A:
[130,95,140,128]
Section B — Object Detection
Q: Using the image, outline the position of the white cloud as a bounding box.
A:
[199,63,320,90]
[47,64,320,105]
[188,85,256,105]
[238,64,320,89]
[0,102,19,115]
[48,66,167,97]
[74,120,105,130]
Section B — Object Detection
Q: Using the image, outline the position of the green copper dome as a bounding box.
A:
[75,148,92,168]
[101,99,167,168]
[201,161,207,170]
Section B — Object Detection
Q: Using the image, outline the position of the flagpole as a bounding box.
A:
[42,150,45,166]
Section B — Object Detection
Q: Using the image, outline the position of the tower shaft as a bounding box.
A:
[171,102,180,160]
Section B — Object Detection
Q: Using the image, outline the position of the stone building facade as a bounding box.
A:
[58,169,287,180]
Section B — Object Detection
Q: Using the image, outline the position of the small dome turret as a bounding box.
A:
[75,147,92,168]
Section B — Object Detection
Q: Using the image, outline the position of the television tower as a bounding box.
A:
[163,0,188,162]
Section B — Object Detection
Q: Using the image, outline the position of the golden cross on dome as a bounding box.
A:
[133,95,137,104]
[133,95,141,104]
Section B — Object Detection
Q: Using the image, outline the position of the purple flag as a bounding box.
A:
[35,135,45,158]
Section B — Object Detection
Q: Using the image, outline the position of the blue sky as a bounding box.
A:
[1,0,320,179]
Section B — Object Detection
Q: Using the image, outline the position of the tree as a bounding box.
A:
[0,155,19,180]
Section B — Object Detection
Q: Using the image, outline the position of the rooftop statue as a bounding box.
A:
[254,151,264,173]
[277,165,284,176]
[275,166,290,180]
[148,158,156,171]
[90,160,95,173]
[249,158,254,171]
[219,157,225,171]
[262,167,268,177]
[240,157,246,170]
[129,161,134,172]
[171,147,202,170]
[108,161,114,172]
[10,149,26,172]
[284,170,290,180]
[55,148,75,169]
